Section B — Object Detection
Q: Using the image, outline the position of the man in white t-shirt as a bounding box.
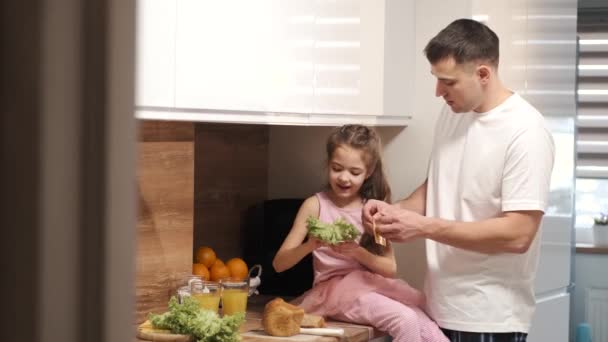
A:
[362,19,555,342]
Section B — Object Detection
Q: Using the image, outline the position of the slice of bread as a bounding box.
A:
[301,314,326,328]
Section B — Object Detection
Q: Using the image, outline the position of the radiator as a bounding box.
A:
[586,288,608,342]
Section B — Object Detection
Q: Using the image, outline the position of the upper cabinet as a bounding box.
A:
[136,0,413,126]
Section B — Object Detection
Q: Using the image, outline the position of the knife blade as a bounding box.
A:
[299,328,344,337]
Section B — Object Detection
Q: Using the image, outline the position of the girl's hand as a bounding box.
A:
[306,235,326,251]
[330,241,362,258]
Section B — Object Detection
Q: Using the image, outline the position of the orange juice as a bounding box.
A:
[189,280,220,313]
[192,292,221,312]
[221,289,248,315]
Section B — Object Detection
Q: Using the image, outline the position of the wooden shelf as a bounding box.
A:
[575,243,608,255]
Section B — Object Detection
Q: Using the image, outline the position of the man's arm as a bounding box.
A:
[425,210,543,254]
[393,180,427,215]
[377,208,543,254]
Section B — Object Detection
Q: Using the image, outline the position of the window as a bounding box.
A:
[575,7,608,228]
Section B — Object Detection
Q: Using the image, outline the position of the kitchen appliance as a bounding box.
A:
[241,199,313,297]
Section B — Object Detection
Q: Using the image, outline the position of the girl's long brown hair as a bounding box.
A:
[326,124,392,202]
[326,125,392,255]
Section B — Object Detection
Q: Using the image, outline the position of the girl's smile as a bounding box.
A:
[328,145,369,207]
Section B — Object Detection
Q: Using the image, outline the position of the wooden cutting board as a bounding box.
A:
[136,320,193,342]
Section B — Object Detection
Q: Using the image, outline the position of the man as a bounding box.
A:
[362,19,555,342]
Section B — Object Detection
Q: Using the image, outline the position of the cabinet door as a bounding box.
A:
[312,0,385,115]
[175,0,315,113]
[528,293,570,342]
[174,0,385,115]
[136,0,176,107]
[138,0,390,117]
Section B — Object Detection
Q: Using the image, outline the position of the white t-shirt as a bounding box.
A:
[424,93,555,333]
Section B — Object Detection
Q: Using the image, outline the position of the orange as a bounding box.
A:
[209,263,231,282]
[192,263,210,280]
[226,258,248,281]
[211,258,224,268]
[195,246,216,268]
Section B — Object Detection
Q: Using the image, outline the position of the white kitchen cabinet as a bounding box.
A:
[136,0,176,107]
[174,0,315,114]
[135,0,412,126]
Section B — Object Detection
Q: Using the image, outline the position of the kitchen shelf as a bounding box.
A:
[135,106,411,127]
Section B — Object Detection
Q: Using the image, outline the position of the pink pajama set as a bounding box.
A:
[294,192,448,342]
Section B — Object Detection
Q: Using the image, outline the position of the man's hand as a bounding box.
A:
[362,199,392,234]
[370,205,431,243]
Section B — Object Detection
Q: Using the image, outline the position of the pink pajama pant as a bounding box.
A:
[333,292,449,342]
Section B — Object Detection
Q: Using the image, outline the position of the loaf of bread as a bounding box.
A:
[262,298,305,337]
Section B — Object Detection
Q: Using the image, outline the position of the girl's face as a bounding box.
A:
[328,145,369,203]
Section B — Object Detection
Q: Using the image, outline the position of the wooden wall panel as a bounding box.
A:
[136,121,194,323]
[194,123,269,262]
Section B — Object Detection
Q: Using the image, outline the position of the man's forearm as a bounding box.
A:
[422,211,543,254]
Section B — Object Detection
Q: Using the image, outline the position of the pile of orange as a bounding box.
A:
[192,246,249,282]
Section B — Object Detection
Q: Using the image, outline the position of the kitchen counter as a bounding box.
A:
[135,295,386,342]
[239,311,377,342]
[244,296,386,341]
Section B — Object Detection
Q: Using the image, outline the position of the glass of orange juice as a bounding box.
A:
[190,279,221,313]
[220,278,249,316]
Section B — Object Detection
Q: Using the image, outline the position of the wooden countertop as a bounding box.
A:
[239,311,375,342]
[135,295,385,342]
[242,296,384,341]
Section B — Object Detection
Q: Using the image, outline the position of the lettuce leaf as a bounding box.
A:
[306,216,360,245]
[149,297,244,342]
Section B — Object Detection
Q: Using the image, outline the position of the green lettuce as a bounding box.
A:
[306,216,360,245]
[149,297,244,342]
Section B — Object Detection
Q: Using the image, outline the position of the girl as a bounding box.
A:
[272,124,448,342]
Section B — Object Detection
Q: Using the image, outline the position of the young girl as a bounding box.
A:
[272,125,448,342]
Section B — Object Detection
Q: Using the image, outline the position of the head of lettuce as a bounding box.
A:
[306,216,360,245]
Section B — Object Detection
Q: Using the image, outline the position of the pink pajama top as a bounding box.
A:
[296,192,424,317]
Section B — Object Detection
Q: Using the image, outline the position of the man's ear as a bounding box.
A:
[477,65,492,84]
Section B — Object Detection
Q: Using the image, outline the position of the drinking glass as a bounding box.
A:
[220,277,249,316]
[190,279,221,313]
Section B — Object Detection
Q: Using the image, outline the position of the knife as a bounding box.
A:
[299,327,345,337]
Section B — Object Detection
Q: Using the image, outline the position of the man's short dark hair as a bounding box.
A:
[424,19,499,67]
